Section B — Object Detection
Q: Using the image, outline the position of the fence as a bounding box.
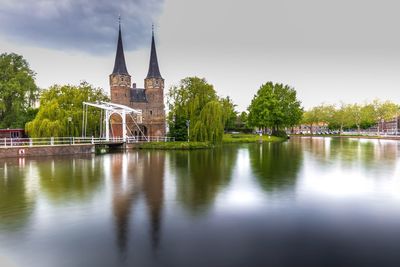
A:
[0,136,175,147]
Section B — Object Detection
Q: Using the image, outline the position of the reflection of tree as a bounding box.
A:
[172,146,238,214]
[0,159,35,230]
[37,155,102,204]
[111,151,165,254]
[249,141,302,192]
[307,138,398,175]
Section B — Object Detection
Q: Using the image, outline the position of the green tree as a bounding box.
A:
[192,101,224,143]
[248,82,303,135]
[0,53,39,128]
[235,111,250,132]
[331,103,353,133]
[167,77,225,143]
[346,103,376,134]
[26,82,108,137]
[372,99,399,134]
[220,96,237,130]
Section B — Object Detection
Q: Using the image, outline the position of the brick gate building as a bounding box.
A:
[109,23,165,138]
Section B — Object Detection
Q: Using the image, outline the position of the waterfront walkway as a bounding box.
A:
[0,136,174,148]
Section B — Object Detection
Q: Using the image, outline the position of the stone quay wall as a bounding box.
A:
[0,144,95,159]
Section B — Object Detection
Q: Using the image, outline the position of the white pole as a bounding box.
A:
[81,103,85,137]
[105,110,110,141]
[122,111,127,142]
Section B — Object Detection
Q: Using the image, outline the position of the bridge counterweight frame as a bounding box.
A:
[82,101,145,141]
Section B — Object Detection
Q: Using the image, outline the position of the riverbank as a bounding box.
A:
[137,134,285,150]
[0,144,94,158]
[222,133,285,144]
[291,134,400,141]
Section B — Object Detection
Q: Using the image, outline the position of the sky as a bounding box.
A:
[1,0,400,111]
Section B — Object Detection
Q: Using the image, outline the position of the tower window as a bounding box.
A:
[150,110,153,115]
[155,80,159,85]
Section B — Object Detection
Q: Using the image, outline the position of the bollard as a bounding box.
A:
[50,137,54,145]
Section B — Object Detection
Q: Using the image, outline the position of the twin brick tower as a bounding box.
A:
[109,22,165,138]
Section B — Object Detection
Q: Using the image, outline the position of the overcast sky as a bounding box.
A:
[1,0,400,111]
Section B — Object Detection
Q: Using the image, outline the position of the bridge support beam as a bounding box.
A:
[122,110,127,142]
[105,110,110,141]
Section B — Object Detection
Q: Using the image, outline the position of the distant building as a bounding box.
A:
[292,122,329,134]
[109,22,165,137]
[0,129,26,138]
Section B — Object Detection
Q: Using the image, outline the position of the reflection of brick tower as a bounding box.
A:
[111,152,165,253]
[109,21,165,138]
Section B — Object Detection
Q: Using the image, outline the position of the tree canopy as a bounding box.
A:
[303,99,400,134]
[167,77,228,143]
[26,82,109,137]
[0,53,39,128]
[247,82,303,134]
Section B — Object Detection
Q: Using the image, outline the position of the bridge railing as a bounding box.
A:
[0,136,175,147]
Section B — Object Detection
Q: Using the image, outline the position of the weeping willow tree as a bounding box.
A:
[168,77,228,143]
[192,101,224,143]
[26,82,109,137]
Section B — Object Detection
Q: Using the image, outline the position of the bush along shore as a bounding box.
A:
[137,134,286,150]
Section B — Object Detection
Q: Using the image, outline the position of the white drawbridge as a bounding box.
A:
[82,101,146,142]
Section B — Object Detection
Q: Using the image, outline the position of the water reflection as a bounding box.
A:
[1,139,400,267]
[170,146,238,214]
[110,151,165,255]
[0,159,35,231]
[301,137,400,178]
[249,141,303,192]
[37,155,102,204]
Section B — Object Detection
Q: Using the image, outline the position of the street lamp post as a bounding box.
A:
[186,120,190,142]
[67,117,72,137]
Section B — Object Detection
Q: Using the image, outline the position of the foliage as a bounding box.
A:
[167,77,226,143]
[26,82,109,137]
[167,115,188,141]
[302,104,335,133]
[331,103,354,133]
[220,96,237,130]
[139,141,212,150]
[192,101,224,143]
[222,133,284,143]
[303,100,400,134]
[247,82,303,135]
[0,53,39,128]
[371,99,399,133]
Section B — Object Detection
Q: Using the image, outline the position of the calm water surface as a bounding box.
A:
[1,137,400,266]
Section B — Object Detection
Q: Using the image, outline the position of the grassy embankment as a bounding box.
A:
[291,134,400,140]
[138,134,285,150]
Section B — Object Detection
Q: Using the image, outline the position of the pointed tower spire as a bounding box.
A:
[146,25,162,79]
[112,17,129,75]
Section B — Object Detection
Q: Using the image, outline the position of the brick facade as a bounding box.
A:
[110,25,165,138]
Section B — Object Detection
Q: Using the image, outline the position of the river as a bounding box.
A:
[1,137,400,266]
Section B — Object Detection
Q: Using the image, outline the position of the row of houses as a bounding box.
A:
[292,117,400,135]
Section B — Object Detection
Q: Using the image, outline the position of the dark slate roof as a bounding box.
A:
[146,30,162,79]
[130,88,147,102]
[112,23,129,75]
